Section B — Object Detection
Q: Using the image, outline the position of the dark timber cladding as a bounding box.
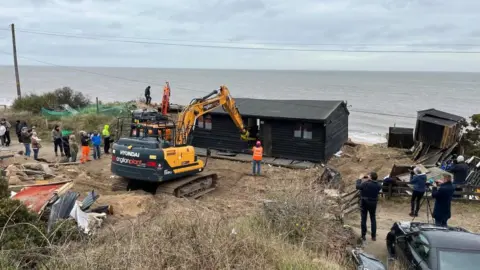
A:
[191,98,349,162]
[388,127,414,149]
[414,108,465,149]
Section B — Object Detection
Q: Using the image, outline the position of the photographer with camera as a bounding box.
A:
[432,173,455,227]
[409,167,427,217]
[356,172,382,241]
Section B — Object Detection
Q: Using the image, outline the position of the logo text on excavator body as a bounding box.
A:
[119,150,140,157]
[115,157,143,165]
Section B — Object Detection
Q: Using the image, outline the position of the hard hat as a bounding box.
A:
[256,141,261,146]
[457,155,465,163]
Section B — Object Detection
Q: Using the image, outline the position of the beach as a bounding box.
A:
[1,66,479,144]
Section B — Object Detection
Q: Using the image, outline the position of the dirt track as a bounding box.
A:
[4,141,480,266]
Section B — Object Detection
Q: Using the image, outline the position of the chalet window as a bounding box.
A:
[294,123,302,138]
[303,123,312,139]
[197,116,204,128]
[294,123,312,140]
[205,115,212,130]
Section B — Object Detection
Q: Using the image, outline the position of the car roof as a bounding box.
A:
[422,230,480,250]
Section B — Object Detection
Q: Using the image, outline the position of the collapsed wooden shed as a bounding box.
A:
[414,108,464,149]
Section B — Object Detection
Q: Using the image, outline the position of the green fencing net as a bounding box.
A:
[41,103,136,119]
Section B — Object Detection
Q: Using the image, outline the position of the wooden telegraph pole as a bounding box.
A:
[11,23,22,98]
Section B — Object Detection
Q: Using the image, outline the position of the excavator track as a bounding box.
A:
[156,172,218,199]
[111,172,218,199]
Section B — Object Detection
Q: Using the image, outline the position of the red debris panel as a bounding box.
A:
[12,183,66,214]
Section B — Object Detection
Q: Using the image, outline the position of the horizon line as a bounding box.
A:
[0,64,479,73]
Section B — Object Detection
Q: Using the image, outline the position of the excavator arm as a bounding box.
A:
[175,85,251,145]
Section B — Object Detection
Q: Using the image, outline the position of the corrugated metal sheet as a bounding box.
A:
[12,183,67,214]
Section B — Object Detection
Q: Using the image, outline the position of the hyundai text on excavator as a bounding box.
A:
[111,85,254,198]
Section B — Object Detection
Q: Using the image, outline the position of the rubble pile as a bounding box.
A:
[3,160,112,236]
[6,162,56,185]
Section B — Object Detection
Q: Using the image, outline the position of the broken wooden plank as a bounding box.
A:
[21,169,49,175]
[48,162,80,167]
[0,154,14,160]
[8,180,73,192]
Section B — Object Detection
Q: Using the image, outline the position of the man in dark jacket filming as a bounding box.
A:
[409,167,427,217]
[432,173,455,227]
[448,155,469,184]
[356,172,382,241]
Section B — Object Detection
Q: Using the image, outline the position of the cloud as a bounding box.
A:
[0,0,480,71]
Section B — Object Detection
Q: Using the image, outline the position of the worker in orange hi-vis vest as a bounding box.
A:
[252,141,263,175]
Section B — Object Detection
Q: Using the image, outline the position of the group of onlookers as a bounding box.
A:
[1,117,112,163]
[0,118,12,147]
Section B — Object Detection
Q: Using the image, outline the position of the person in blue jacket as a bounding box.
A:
[91,131,102,160]
[432,173,455,227]
[409,167,427,217]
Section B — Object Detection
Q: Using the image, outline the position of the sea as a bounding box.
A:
[1,66,479,144]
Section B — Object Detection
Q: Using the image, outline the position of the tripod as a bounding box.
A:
[412,190,434,223]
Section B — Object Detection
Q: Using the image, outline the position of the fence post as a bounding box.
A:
[96,97,99,114]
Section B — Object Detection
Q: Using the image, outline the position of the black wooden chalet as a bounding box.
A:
[191,98,349,162]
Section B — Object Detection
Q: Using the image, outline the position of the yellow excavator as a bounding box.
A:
[111,85,254,198]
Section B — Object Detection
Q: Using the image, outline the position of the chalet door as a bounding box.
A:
[261,122,272,156]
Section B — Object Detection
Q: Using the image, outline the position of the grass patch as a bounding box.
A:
[1,185,354,269]
[43,210,347,269]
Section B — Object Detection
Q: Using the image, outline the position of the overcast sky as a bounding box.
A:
[0,0,480,71]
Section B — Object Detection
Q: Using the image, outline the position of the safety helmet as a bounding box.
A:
[457,155,465,163]
[256,141,261,147]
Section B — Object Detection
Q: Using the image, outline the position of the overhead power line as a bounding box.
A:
[1,28,480,54]
[1,27,479,47]
[0,49,417,119]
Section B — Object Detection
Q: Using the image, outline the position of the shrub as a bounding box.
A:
[460,114,480,157]
[0,199,83,267]
[260,191,356,257]
[12,87,90,113]
[0,199,49,267]
[11,92,57,113]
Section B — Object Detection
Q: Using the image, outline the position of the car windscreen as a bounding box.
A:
[438,249,480,270]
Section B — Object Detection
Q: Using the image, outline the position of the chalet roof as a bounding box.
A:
[420,116,457,127]
[417,108,465,123]
[211,98,347,122]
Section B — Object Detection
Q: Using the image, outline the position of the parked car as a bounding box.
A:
[392,221,480,269]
